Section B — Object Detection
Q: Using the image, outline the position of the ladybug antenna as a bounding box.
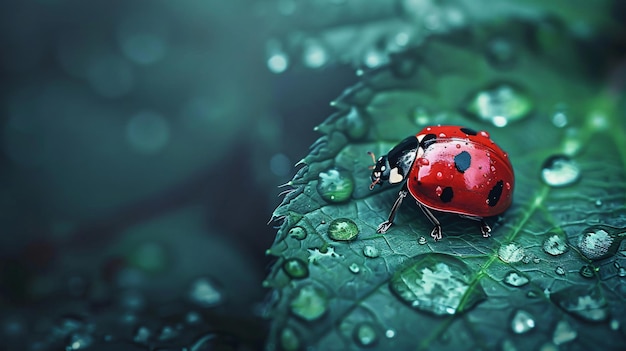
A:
[367,151,377,164]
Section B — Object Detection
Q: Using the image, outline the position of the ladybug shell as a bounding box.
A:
[407,126,514,217]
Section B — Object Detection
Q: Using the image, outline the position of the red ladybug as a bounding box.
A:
[368,126,514,241]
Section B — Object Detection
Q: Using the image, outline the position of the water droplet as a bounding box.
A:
[185,311,202,325]
[550,285,609,322]
[552,320,577,345]
[288,226,307,240]
[465,83,532,127]
[385,329,396,338]
[511,310,535,334]
[317,168,354,203]
[328,218,359,241]
[435,172,444,180]
[188,277,222,308]
[552,111,568,128]
[577,226,620,260]
[503,271,529,287]
[349,263,360,274]
[595,199,603,207]
[66,332,93,350]
[418,157,430,166]
[610,319,620,331]
[418,236,427,245]
[267,52,289,73]
[389,253,486,316]
[282,258,309,279]
[413,106,430,125]
[363,245,379,258]
[555,266,566,275]
[280,327,300,351]
[363,50,386,68]
[126,111,170,154]
[290,285,328,322]
[485,37,515,68]
[302,39,328,68]
[619,267,626,277]
[353,322,378,348]
[342,107,369,140]
[133,326,151,344]
[542,232,568,256]
[498,242,525,263]
[541,155,581,187]
[579,265,596,279]
[158,325,178,341]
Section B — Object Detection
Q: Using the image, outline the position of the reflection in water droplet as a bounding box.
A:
[541,155,581,187]
[328,218,359,241]
[555,266,566,275]
[353,322,378,348]
[363,245,379,258]
[465,83,532,127]
[280,327,300,351]
[389,253,486,316]
[511,310,535,334]
[385,329,396,338]
[577,226,617,260]
[498,242,525,263]
[317,168,354,203]
[289,226,307,240]
[282,258,309,279]
[542,232,568,256]
[290,285,328,322]
[126,111,170,154]
[189,277,222,307]
[550,285,609,322]
[552,319,577,345]
[579,265,596,279]
[349,263,360,274]
[503,271,529,287]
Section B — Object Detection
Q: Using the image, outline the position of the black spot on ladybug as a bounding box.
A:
[440,187,454,203]
[417,180,422,185]
[420,134,437,149]
[454,151,471,173]
[460,127,478,136]
[487,180,504,207]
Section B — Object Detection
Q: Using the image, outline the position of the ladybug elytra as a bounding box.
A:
[368,125,514,241]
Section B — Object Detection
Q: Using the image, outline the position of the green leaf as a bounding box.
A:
[265,14,626,351]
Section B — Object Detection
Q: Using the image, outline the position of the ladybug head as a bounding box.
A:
[368,152,390,190]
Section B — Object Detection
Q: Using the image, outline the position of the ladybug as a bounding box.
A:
[368,126,514,241]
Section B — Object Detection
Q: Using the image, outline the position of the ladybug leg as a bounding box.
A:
[376,184,408,233]
[460,215,492,238]
[418,203,442,241]
[480,219,492,238]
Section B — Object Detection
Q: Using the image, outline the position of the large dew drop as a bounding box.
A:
[498,242,525,263]
[550,285,609,322]
[540,155,581,187]
[542,232,568,256]
[290,285,329,322]
[363,245,380,258]
[389,253,486,316]
[316,168,354,203]
[577,225,623,260]
[328,218,359,241]
[465,83,532,127]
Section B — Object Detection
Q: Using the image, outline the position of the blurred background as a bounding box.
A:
[1,0,624,350]
[0,0,359,350]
